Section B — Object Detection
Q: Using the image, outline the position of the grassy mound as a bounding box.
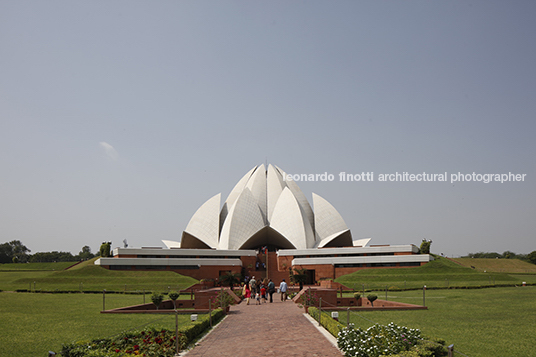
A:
[0,261,78,271]
[453,258,536,274]
[335,256,524,290]
[0,262,198,292]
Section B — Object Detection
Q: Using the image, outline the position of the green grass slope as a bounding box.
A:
[0,262,198,292]
[0,261,77,271]
[453,257,536,274]
[335,256,524,290]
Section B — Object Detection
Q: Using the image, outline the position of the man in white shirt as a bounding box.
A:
[279,279,288,302]
[249,276,257,295]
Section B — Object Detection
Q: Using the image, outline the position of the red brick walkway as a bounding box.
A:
[183,294,343,357]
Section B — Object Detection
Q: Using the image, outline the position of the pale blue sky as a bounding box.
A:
[1,1,535,257]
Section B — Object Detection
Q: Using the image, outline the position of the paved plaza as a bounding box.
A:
[183,293,343,357]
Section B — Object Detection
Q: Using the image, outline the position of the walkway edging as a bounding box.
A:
[302,313,342,353]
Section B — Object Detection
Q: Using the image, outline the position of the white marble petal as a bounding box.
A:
[275,165,315,233]
[270,187,315,249]
[219,188,266,250]
[220,165,257,226]
[266,164,286,222]
[184,193,221,249]
[313,192,348,241]
[245,164,267,223]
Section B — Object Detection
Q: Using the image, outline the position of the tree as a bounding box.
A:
[219,271,241,288]
[367,294,378,307]
[151,293,164,310]
[99,242,112,258]
[77,246,95,260]
[420,239,432,254]
[528,251,536,265]
[0,240,31,263]
[168,291,180,309]
[290,267,307,291]
[29,251,75,262]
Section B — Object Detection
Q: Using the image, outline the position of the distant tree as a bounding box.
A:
[0,243,12,263]
[420,239,432,254]
[29,251,76,262]
[76,245,95,260]
[99,242,112,258]
[502,251,514,259]
[0,240,31,263]
[528,251,536,265]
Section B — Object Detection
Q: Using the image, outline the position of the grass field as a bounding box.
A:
[453,257,536,274]
[0,292,210,357]
[0,261,77,271]
[0,259,198,292]
[335,256,536,291]
[334,286,536,357]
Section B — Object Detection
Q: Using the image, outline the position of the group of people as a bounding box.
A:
[242,276,288,305]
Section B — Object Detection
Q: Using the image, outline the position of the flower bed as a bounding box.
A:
[61,309,224,356]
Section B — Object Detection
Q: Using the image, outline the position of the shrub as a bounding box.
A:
[61,310,226,357]
[169,291,180,309]
[338,323,422,357]
[353,292,361,300]
[367,294,378,306]
[308,308,345,337]
[151,293,164,310]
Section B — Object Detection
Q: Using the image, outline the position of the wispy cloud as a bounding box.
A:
[99,142,119,161]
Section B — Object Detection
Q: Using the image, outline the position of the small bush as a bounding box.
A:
[308,308,345,337]
[338,323,422,357]
[367,294,378,306]
[151,293,164,310]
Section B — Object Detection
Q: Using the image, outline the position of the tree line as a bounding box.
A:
[463,250,536,264]
[0,240,97,264]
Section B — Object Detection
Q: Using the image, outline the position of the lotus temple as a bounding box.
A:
[95,164,432,283]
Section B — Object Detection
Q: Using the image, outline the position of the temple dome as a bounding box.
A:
[176,164,352,250]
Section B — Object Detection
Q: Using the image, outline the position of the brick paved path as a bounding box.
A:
[183,294,343,357]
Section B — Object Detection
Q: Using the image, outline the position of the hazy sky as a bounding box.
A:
[1,1,535,257]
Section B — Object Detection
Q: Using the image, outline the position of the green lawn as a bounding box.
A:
[0,292,209,357]
[0,263,198,292]
[335,256,536,290]
[0,261,77,271]
[335,286,536,357]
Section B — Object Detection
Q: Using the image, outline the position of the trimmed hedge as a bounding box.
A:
[61,309,225,356]
[380,338,448,357]
[308,307,345,337]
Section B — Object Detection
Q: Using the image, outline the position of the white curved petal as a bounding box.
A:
[162,240,181,248]
[313,192,348,242]
[316,229,350,248]
[270,187,315,249]
[245,164,267,222]
[275,165,315,233]
[353,238,371,247]
[266,164,286,222]
[184,193,221,248]
[219,188,266,250]
[220,166,257,233]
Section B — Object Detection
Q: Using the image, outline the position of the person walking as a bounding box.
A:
[267,279,275,303]
[279,279,288,302]
[249,276,257,295]
[243,283,251,305]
